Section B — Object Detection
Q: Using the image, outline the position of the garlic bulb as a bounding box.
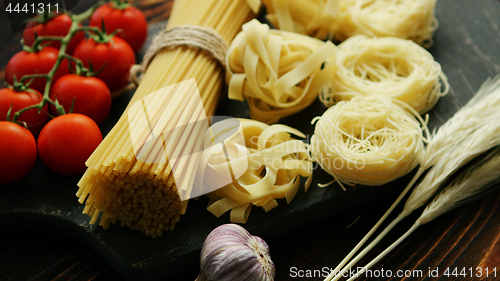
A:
[196,224,275,281]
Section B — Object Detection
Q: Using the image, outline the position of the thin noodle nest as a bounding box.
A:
[320,35,449,114]
[310,96,426,188]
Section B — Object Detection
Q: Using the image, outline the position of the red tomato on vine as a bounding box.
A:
[37,114,102,176]
[89,2,148,53]
[0,121,37,184]
[0,87,49,137]
[72,36,135,92]
[50,74,112,125]
[5,47,70,94]
[23,13,85,55]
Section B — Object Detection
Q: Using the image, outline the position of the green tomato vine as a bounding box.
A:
[9,1,114,123]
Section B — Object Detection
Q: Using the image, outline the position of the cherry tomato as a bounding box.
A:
[89,2,148,53]
[0,87,49,137]
[72,37,135,92]
[5,47,70,94]
[37,114,102,176]
[50,74,111,125]
[0,121,37,184]
[23,13,85,55]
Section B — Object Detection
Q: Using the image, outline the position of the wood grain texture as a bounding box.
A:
[1,190,499,280]
[1,0,500,280]
[267,191,500,281]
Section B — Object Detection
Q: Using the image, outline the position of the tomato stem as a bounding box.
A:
[24,8,57,26]
[9,78,40,96]
[110,0,132,10]
[19,74,49,84]
[75,25,102,34]
[78,23,119,44]
[27,36,64,52]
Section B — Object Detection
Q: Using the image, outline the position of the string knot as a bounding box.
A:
[130,25,228,85]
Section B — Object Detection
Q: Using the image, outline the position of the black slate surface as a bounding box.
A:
[1,0,500,280]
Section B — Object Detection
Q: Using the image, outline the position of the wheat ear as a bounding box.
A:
[332,112,500,281]
[423,76,500,169]
[325,76,500,281]
[345,147,500,281]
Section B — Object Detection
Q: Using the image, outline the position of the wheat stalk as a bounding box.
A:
[404,121,500,213]
[325,76,500,281]
[326,168,424,280]
[345,147,500,281]
[418,147,500,224]
[329,120,500,281]
[423,77,500,169]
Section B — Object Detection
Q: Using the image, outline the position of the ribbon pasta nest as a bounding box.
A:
[320,35,449,114]
[310,96,428,188]
[335,0,438,47]
[262,0,438,48]
[205,119,313,223]
[226,19,336,124]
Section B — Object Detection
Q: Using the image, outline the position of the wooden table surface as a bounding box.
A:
[1,0,500,281]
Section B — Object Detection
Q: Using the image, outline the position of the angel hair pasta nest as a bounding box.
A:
[319,35,449,114]
[310,95,428,188]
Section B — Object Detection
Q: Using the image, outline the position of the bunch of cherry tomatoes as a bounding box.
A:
[0,0,147,184]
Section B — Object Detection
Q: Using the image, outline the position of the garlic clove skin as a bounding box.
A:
[196,224,275,281]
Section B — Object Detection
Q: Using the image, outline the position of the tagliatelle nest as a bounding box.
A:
[262,0,439,48]
[335,0,439,47]
[319,35,449,114]
[262,0,339,40]
[226,19,336,124]
[310,96,428,188]
[204,119,312,223]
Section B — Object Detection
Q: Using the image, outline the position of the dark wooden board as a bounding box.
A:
[1,0,500,280]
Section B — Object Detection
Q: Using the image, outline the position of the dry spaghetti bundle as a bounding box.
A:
[76,0,254,238]
[205,119,313,223]
[262,0,438,48]
[310,96,427,188]
[319,35,449,114]
[226,19,336,124]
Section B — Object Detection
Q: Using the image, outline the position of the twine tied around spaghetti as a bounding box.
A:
[129,25,229,85]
